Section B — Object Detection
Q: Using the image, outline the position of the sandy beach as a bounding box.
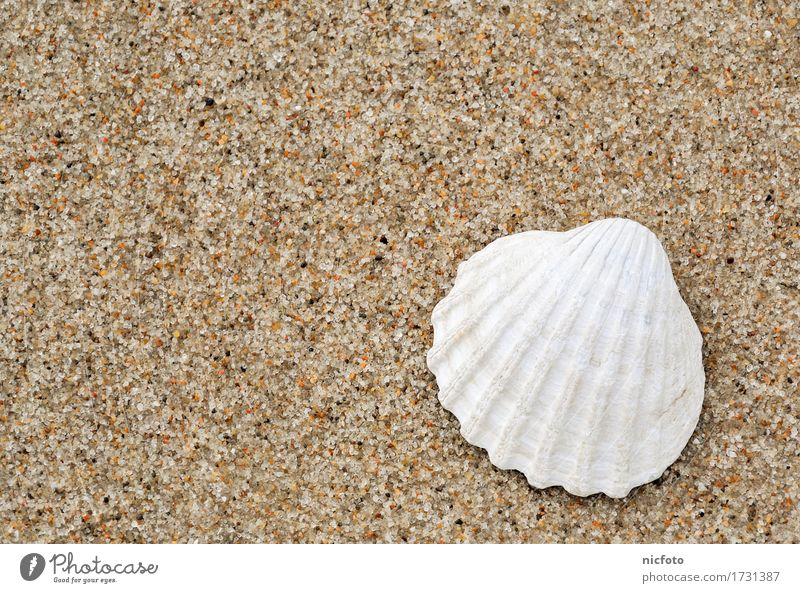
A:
[1,1,798,542]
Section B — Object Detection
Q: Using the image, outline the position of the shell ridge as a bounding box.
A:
[603,235,661,494]
[574,228,656,496]
[626,260,678,478]
[596,230,666,495]
[531,223,644,492]
[458,221,619,439]
[654,298,686,477]
[491,220,632,469]
[561,218,601,246]
[428,234,565,365]
[449,231,544,291]
[433,254,557,407]
[431,224,600,362]
[428,252,544,366]
[652,295,702,477]
[487,220,626,459]
[521,221,641,488]
[434,222,607,408]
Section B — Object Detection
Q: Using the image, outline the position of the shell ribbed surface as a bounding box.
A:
[427,218,705,498]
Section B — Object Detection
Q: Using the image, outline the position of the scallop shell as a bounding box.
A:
[427,218,705,498]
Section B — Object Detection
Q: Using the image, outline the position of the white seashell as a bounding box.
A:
[427,218,705,498]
